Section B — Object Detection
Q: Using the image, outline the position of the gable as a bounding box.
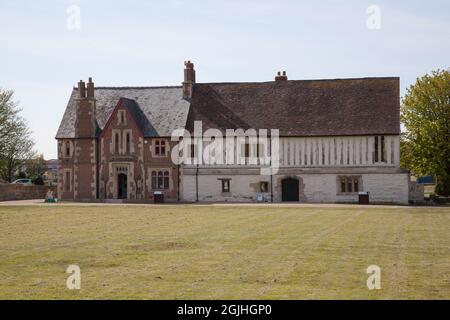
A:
[56,87,190,138]
[99,98,146,138]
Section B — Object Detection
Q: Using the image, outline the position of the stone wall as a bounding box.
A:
[181,168,409,204]
[0,184,57,201]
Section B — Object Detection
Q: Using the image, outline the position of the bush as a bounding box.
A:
[32,176,44,185]
[435,176,450,197]
[16,172,27,179]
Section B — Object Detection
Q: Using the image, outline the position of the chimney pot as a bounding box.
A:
[78,80,86,98]
[275,71,288,81]
[87,77,95,98]
[183,60,196,99]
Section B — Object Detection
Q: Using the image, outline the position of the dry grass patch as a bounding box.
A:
[0,204,449,299]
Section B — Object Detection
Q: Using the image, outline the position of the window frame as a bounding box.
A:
[337,176,362,194]
[220,179,231,193]
[153,139,168,157]
[63,170,72,192]
[151,170,170,190]
[260,181,269,193]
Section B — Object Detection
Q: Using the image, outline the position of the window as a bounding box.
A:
[374,136,386,163]
[65,141,71,157]
[338,176,361,194]
[115,133,120,154]
[190,143,197,159]
[118,110,126,125]
[64,171,71,192]
[243,143,250,158]
[381,136,385,162]
[151,170,170,189]
[126,132,130,154]
[257,143,265,158]
[260,181,269,193]
[374,136,379,162]
[154,140,167,156]
[221,179,231,193]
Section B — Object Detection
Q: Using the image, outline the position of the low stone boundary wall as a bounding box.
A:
[0,184,57,201]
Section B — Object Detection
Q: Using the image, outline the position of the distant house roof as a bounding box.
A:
[186,77,400,136]
[56,86,190,138]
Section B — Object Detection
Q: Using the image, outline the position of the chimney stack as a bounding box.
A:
[87,77,95,98]
[183,60,196,100]
[275,71,288,81]
[78,80,86,98]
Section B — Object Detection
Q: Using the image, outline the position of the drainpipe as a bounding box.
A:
[269,132,273,202]
[195,164,199,202]
[177,164,180,202]
[96,138,100,200]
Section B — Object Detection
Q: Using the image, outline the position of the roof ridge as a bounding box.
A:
[73,85,182,90]
[194,77,399,86]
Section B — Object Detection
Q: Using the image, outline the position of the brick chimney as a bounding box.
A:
[75,77,97,138]
[78,80,86,98]
[87,77,95,98]
[275,71,288,81]
[182,60,196,100]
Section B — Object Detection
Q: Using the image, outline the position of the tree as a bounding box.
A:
[0,89,36,182]
[401,69,450,196]
[26,154,47,181]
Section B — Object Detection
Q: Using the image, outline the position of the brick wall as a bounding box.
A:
[0,184,57,201]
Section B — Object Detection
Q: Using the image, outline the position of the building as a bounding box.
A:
[56,61,409,204]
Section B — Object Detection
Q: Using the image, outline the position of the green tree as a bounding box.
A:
[401,69,450,196]
[0,89,36,182]
[26,154,47,181]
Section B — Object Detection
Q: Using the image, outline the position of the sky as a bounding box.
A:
[0,0,449,159]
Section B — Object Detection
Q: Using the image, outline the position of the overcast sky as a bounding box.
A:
[0,0,449,159]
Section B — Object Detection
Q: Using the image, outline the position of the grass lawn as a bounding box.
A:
[0,204,449,299]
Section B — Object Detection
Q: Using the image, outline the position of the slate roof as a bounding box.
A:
[56,86,190,138]
[185,77,400,136]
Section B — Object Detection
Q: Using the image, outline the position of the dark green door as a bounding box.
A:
[118,173,127,199]
[282,178,299,202]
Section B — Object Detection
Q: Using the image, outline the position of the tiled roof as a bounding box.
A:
[56,77,400,139]
[186,77,400,136]
[56,86,190,138]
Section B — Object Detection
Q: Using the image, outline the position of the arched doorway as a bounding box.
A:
[282,178,299,202]
[118,173,127,199]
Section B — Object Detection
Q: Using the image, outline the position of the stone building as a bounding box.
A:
[56,61,409,204]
